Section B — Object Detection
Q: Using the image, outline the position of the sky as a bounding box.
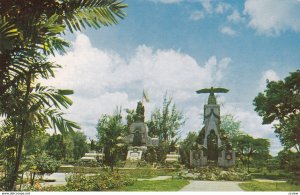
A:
[44,0,300,155]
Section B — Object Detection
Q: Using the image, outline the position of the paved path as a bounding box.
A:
[41,173,68,187]
[137,176,172,181]
[253,179,287,183]
[180,181,243,191]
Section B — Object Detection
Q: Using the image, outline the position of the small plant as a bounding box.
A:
[65,171,135,191]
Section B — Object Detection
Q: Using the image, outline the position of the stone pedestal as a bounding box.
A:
[190,150,207,167]
[81,151,104,162]
[165,152,180,163]
[125,122,158,161]
[218,150,236,167]
[126,148,143,161]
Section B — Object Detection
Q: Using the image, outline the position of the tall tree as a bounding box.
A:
[23,132,50,156]
[45,134,67,161]
[232,134,270,172]
[147,94,184,164]
[253,70,300,154]
[71,131,89,160]
[96,107,126,170]
[179,132,198,167]
[220,114,243,141]
[148,94,185,142]
[0,0,127,190]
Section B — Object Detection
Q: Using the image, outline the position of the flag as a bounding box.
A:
[143,90,150,102]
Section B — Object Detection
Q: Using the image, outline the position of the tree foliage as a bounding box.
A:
[253,70,300,153]
[0,0,127,190]
[71,131,89,160]
[220,114,243,141]
[45,134,66,160]
[148,94,185,142]
[277,149,300,172]
[232,134,270,172]
[23,132,50,156]
[96,107,126,170]
[179,132,198,167]
[24,153,61,186]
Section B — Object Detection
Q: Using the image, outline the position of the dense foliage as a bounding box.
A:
[254,70,300,154]
[96,107,127,170]
[179,132,198,167]
[23,171,134,191]
[24,153,60,185]
[232,134,270,172]
[148,95,185,142]
[0,0,126,189]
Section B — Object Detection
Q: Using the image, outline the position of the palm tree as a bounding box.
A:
[0,0,127,190]
[96,107,126,170]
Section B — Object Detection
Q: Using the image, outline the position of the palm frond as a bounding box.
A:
[60,0,127,33]
[0,17,19,51]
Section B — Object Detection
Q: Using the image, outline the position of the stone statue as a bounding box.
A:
[132,129,143,146]
[134,101,145,122]
[196,87,229,104]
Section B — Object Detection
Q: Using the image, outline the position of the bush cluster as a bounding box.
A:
[66,171,135,191]
[65,172,134,191]
[180,166,251,181]
[23,171,135,191]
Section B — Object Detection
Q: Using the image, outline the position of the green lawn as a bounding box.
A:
[249,169,291,180]
[58,166,177,179]
[239,181,300,191]
[116,179,189,191]
[117,168,177,179]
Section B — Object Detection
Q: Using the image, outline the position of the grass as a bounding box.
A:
[239,181,300,191]
[116,179,189,191]
[248,168,291,180]
[58,166,177,179]
[117,168,177,179]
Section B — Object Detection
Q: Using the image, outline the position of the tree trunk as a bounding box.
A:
[7,73,31,190]
[247,155,250,173]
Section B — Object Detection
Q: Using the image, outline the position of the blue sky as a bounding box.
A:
[46,0,300,155]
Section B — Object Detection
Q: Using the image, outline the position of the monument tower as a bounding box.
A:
[190,87,235,167]
[125,101,158,162]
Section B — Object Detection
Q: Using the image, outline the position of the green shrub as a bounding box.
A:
[181,166,251,181]
[65,171,135,191]
[25,170,135,191]
[75,160,101,167]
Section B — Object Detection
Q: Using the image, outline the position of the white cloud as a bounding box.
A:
[199,0,212,13]
[215,2,232,14]
[220,26,236,36]
[244,0,300,36]
[227,10,243,23]
[44,33,232,139]
[190,11,205,21]
[259,69,280,90]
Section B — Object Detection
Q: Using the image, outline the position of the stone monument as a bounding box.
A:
[165,144,180,163]
[190,87,235,168]
[126,101,159,161]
